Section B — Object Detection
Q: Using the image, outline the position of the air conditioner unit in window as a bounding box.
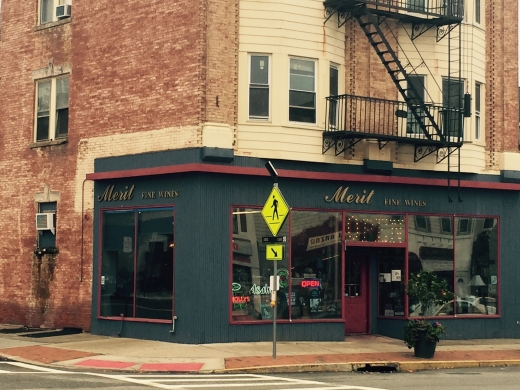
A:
[36,213,55,232]
[56,4,71,19]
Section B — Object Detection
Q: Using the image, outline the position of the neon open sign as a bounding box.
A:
[300,279,321,289]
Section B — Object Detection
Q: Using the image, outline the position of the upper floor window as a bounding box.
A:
[249,55,270,120]
[475,0,481,24]
[329,65,339,128]
[475,82,481,140]
[35,76,69,142]
[406,74,425,135]
[289,58,316,124]
[39,0,71,25]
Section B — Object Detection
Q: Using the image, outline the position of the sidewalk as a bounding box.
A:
[1,325,520,373]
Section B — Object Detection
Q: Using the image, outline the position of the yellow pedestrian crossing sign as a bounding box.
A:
[261,185,290,236]
[266,244,284,261]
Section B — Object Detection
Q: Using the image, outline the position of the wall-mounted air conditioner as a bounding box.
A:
[36,213,55,232]
[56,4,71,19]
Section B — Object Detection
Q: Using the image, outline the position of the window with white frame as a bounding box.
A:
[35,76,69,142]
[475,82,481,140]
[475,0,481,24]
[329,64,339,128]
[39,0,71,25]
[249,55,270,120]
[289,58,316,123]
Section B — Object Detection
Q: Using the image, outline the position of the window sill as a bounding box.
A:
[29,138,68,149]
[34,17,71,32]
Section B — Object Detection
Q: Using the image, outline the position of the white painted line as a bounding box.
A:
[6,362,68,373]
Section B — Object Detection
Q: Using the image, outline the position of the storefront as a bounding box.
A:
[88,148,519,344]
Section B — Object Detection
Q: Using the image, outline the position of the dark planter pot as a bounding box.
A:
[413,329,437,358]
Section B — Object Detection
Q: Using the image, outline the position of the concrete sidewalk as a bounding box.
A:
[1,325,520,373]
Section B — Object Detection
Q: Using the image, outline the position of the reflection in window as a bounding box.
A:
[455,217,498,315]
[291,211,342,320]
[100,208,174,320]
[408,215,454,317]
[345,214,404,243]
[231,208,289,322]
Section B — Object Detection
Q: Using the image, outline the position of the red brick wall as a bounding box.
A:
[345,19,398,101]
[0,0,221,330]
[486,0,519,168]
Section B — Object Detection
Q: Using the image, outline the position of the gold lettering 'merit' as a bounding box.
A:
[97,185,135,202]
[325,186,375,204]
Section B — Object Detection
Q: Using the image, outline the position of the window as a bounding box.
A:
[408,215,498,317]
[39,0,71,25]
[345,214,405,243]
[440,217,452,234]
[329,65,339,128]
[406,75,425,135]
[442,78,464,138]
[407,0,425,11]
[414,215,431,231]
[100,208,174,320]
[475,0,481,24]
[454,217,498,315]
[35,76,69,142]
[475,82,481,140]
[231,207,290,322]
[38,202,56,249]
[289,58,316,123]
[249,55,269,120]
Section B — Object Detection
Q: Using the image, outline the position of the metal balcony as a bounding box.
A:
[323,94,463,162]
[324,0,464,28]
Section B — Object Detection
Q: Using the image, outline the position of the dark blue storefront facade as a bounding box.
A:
[88,148,520,344]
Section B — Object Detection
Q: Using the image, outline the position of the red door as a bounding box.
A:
[344,254,369,334]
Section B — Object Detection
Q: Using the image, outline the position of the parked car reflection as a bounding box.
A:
[410,297,495,316]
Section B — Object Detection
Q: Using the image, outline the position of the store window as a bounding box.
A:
[378,248,406,317]
[454,217,498,315]
[99,208,174,321]
[291,211,342,320]
[408,215,454,317]
[231,207,289,322]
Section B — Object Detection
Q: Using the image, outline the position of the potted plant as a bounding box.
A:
[404,271,454,358]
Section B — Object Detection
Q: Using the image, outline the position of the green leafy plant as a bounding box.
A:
[403,271,454,349]
[404,319,446,348]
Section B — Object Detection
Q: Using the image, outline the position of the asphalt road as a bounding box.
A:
[1,361,520,390]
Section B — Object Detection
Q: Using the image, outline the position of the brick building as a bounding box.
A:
[0,1,519,343]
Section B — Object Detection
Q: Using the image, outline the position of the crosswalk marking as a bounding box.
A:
[93,373,388,390]
[0,363,388,390]
[0,362,69,374]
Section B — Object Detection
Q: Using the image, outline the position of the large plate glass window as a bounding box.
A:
[291,211,342,320]
[454,217,498,315]
[100,208,174,321]
[289,58,316,123]
[408,215,454,317]
[249,55,270,120]
[231,208,289,322]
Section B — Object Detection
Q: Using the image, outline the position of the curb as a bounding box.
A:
[218,359,520,374]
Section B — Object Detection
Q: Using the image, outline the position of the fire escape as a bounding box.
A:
[322,0,467,167]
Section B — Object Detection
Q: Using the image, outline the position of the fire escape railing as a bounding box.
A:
[323,94,463,161]
[324,0,464,24]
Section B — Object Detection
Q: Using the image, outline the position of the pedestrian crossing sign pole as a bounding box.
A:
[261,181,290,359]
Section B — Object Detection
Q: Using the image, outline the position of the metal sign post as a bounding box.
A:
[262,162,289,360]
